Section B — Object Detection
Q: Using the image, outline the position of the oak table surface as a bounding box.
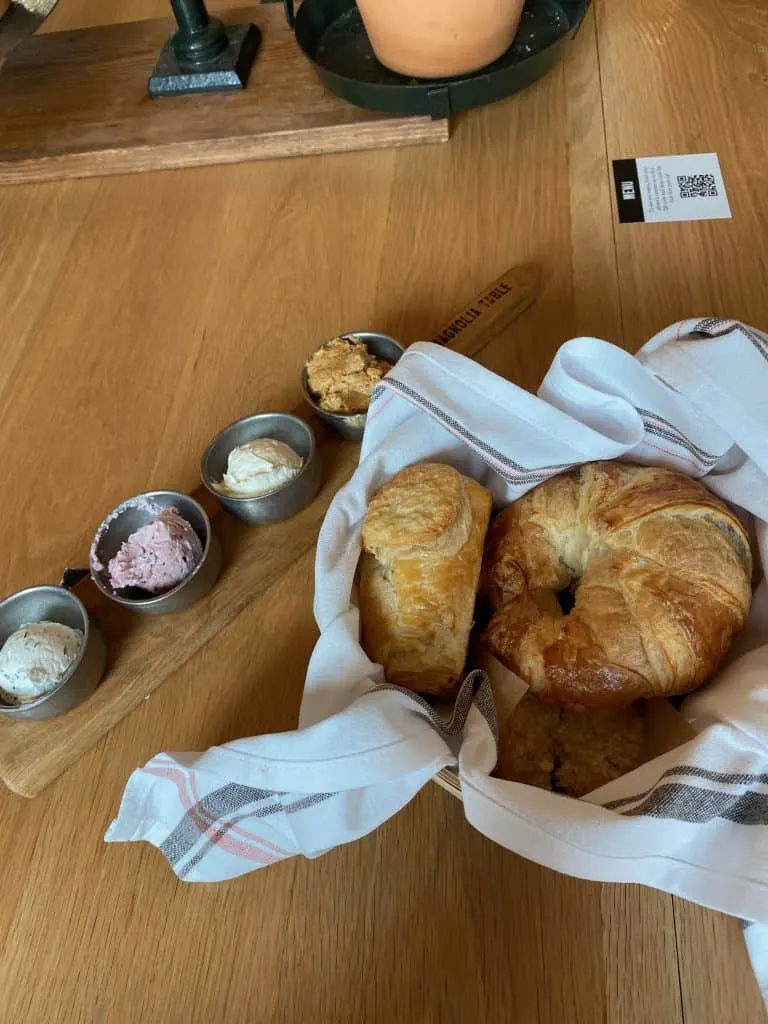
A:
[0,0,766,1021]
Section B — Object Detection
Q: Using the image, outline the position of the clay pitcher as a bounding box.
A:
[357,0,526,79]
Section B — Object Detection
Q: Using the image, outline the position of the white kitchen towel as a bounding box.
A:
[106,317,768,1002]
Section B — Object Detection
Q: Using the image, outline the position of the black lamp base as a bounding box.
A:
[148,22,261,97]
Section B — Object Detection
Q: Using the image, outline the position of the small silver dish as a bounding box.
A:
[0,585,107,720]
[90,491,222,616]
[301,331,405,441]
[201,413,321,525]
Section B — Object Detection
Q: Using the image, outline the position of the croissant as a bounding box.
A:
[482,462,752,708]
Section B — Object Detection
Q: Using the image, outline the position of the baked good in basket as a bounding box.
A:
[359,462,492,698]
[482,461,753,709]
[494,691,644,797]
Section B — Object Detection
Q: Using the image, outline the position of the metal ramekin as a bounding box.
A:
[301,331,405,441]
[201,413,321,525]
[0,585,106,720]
[90,491,222,615]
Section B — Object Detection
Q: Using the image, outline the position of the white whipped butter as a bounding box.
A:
[217,438,303,498]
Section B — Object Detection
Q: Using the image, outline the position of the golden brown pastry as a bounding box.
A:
[494,692,560,790]
[482,461,752,708]
[554,703,644,796]
[359,462,493,698]
[494,692,644,797]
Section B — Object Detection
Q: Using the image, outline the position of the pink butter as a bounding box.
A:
[107,508,203,594]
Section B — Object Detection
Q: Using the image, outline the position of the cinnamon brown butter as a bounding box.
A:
[306,336,391,416]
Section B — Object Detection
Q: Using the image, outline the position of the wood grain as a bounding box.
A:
[0,265,538,799]
[596,0,767,1018]
[596,0,768,346]
[0,0,764,1019]
[0,5,448,184]
[0,432,353,797]
[674,900,767,1024]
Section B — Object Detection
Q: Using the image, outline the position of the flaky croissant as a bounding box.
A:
[482,461,753,708]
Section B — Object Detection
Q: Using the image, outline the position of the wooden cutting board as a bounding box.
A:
[0,265,538,797]
[0,4,449,185]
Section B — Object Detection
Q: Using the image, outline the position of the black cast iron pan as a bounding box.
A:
[281,0,591,118]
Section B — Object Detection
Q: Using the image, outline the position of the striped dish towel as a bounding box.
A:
[107,318,768,1004]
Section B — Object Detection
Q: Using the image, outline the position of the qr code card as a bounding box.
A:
[613,153,731,224]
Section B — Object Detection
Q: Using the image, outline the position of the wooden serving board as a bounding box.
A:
[0,265,538,797]
[0,4,449,185]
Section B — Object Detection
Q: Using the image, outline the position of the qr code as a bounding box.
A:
[677,173,718,199]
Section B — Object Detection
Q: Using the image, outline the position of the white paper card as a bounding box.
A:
[613,153,732,223]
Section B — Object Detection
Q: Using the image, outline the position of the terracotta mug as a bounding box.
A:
[357,0,526,79]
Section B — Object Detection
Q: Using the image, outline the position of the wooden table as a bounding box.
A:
[1,1,766,1020]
